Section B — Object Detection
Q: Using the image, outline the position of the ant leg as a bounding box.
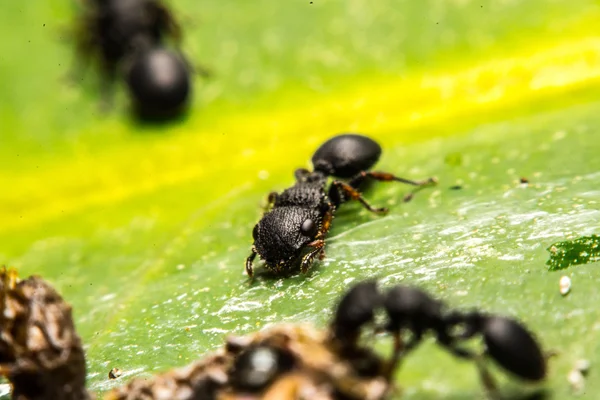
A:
[181,54,212,78]
[98,63,117,112]
[475,356,501,400]
[153,2,213,79]
[331,181,388,214]
[357,171,437,187]
[154,2,183,44]
[66,24,96,87]
[300,240,324,273]
[195,64,211,78]
[439,339,501,400]
[316,204,334,260]
[245,249,257,278]
[384,332,405,380]
[316,203,334,239]
[384,329,424,380]
[262,191,278,212]
[351,171,437,203]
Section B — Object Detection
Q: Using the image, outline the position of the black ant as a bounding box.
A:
[331,280,548,398]
[245,133,437,278]
[73,0,205,119]
[0,269,548,399]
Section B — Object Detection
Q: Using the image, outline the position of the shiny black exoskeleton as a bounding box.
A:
[125,47,190,118]
[229,345,295,393]
[246,133,436,278]
[332,281,547,396]
[75,0,196,118]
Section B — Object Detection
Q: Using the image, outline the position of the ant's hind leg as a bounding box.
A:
[153,2,183,44]
[475,356,501,400]
[351,171,437,203]
[331,181,388,214]
[440,340,501,400]
[357,171,437,186]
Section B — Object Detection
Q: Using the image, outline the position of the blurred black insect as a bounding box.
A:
[246,133,437,278]
[333,280,548,398]
[74,0,204,118]
[0,269,548,399]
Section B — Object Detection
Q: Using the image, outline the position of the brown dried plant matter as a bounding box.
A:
[107,324,391,400]
[0,268,91,400]
[0,269,395,400]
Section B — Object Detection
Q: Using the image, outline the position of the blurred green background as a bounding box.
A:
[1,0,600,398]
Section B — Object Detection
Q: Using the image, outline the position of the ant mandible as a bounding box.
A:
[245,133,437,278]
[74,0,206,118]
[331,280,548,398]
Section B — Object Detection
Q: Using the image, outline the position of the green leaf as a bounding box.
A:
[547,236,600,271]
[1,0,600,398]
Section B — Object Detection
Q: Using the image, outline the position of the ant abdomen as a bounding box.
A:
[482,316,546,382]
[311,133,382,178]
[125,48,191,118]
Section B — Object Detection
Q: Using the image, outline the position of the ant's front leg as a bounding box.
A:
[384,329,424,380]
[316,202,334,239]
[245,249,257,278]
[331,181,388,214]
[299,240,325,274]
[315,203,334,260]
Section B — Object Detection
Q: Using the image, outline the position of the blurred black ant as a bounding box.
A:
[74,0,207,119]
[331,281,548,399]
[246,133,437,278]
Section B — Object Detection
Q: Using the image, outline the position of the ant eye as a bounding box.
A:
[300,219,317,237]
[252,225,259,240]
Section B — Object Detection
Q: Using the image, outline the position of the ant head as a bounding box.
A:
[331,280,381,343]
[230,345,295,393]
[125,47,191,120]
[252,207,321,271]
[384,285,443,332]
[482,316,546,382]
